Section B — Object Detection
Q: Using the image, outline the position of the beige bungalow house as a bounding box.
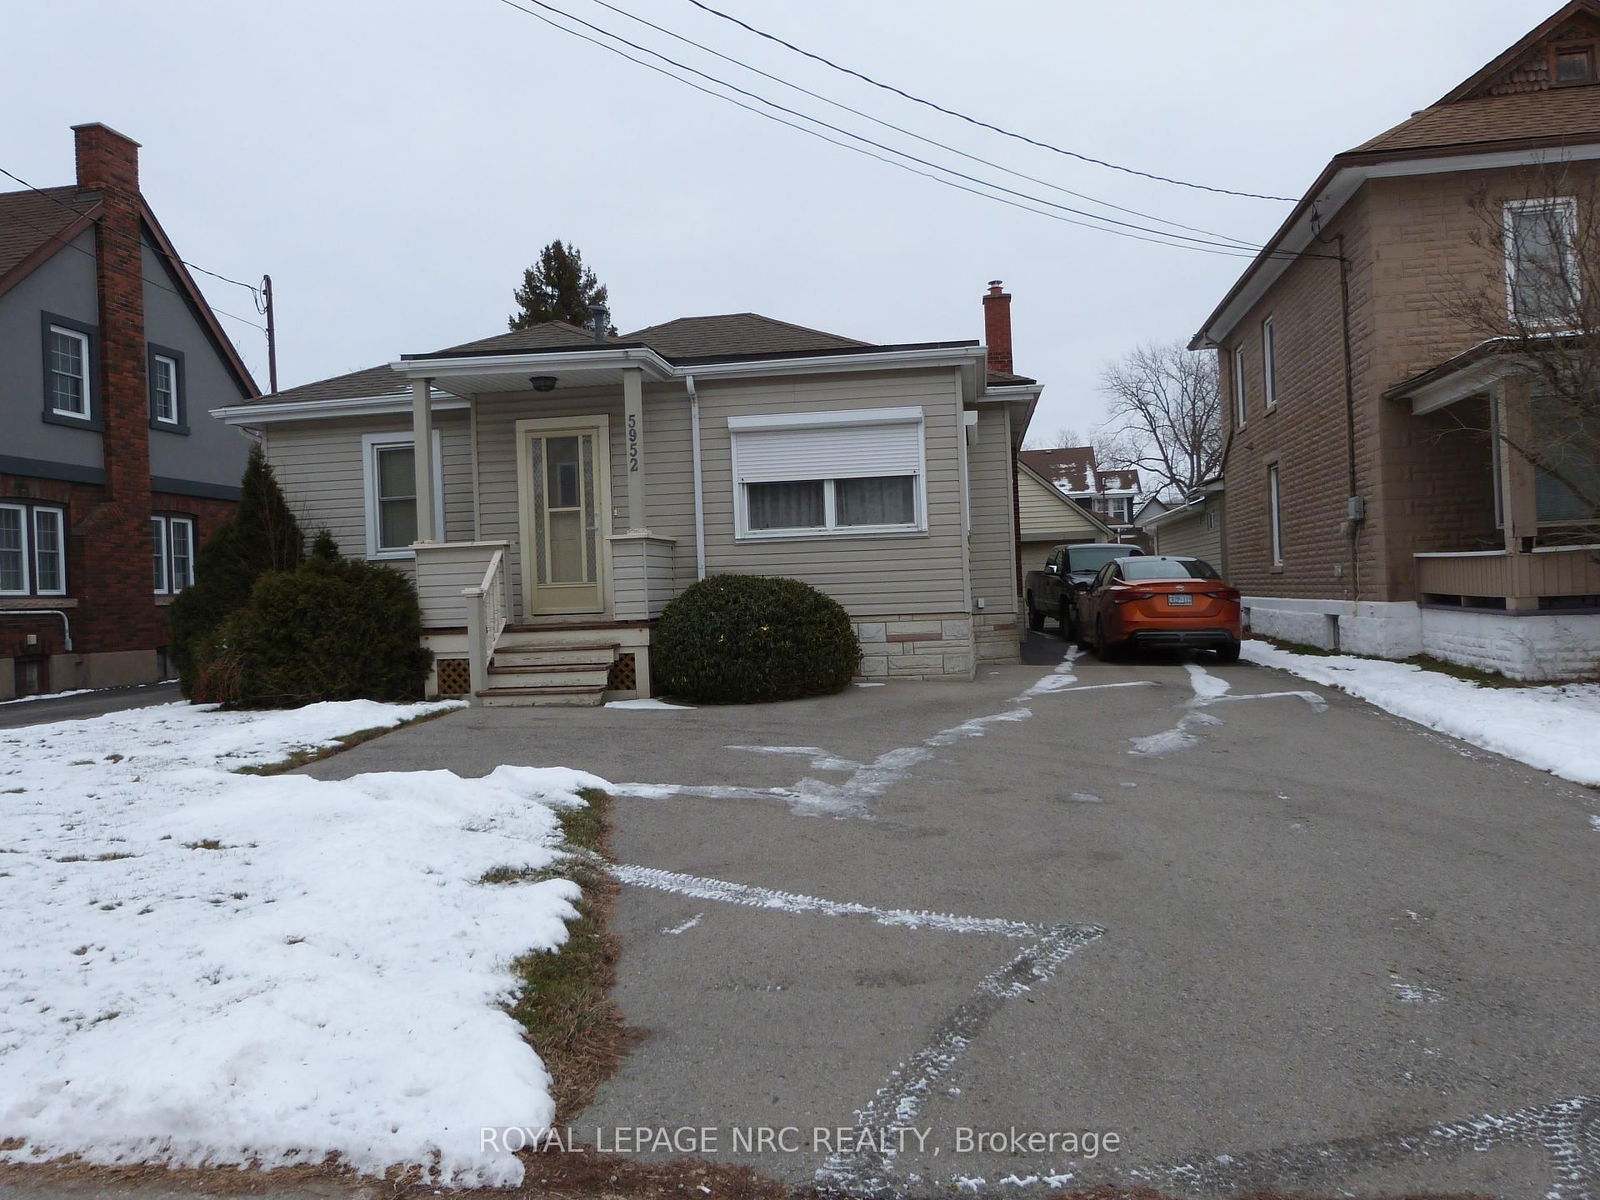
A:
[214,290,1037,704]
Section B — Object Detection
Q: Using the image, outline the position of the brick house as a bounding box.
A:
[1190,2,1600,679]
[0,125,256,698]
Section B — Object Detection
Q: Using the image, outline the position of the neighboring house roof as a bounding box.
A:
[1190,0,1600,351]
[1098,469,1140,493]
[0,187,99,290]
[255,311,1002,406]
[1018,447,1096,492]
[0,184,259,399]
[1016,459,1116,541]
[1133,495,1171,525]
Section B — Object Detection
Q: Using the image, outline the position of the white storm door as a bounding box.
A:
[519,418,609,615]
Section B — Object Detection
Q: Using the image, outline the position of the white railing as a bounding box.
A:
[463,548,510,701]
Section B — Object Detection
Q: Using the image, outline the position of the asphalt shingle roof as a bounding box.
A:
[621,312,869,359]
[1352,86,1600,156]
[0,187,99,287]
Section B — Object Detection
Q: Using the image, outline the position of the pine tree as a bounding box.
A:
[169,444,305,698]
[508,239,614,331]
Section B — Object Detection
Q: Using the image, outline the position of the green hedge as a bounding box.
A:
[224,555,433,708]
[653,575,860,703]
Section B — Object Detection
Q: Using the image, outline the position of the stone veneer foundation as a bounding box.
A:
[853,612,1022,681]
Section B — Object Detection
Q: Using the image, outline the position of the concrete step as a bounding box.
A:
[487,662,612,688]
[476,684,607,708]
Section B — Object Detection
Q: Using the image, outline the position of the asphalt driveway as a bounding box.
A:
[304,634,1600,1198]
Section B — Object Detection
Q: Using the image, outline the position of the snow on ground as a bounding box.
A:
[604,698,693,710]
[1243,640,1600,787]
[0,687,95,706]
[0,699,608,1186]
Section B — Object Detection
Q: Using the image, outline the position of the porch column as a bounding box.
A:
[412,377,437,543]
[622,366,647,532]
[1497,376,1540,610]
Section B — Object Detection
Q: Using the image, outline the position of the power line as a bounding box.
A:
[491,0,1315,261]
[681,0,1298,203]
[578,0,1259,249]
[0,199,267,332]
[0,164,265,301]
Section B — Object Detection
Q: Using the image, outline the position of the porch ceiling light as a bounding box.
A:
[530,375,558,392]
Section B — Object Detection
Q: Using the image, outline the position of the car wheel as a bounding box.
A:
[1093,618,1121,661]
[1212,638,1242,664]
[1026,594,1045,632]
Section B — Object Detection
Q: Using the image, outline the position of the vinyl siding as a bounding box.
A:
[1152,496,1225,572]
[1017,467,1105,543]
[965,404,1017,614]
[697,368,970,616]
[260,412,474,581]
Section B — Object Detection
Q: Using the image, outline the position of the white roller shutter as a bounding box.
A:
[731,408,924,483]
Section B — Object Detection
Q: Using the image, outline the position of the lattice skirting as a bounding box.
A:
[436,657,472,697]
[607,652,636,692]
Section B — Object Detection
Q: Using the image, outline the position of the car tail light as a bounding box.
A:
[1205,588,1241,601]
[1112,589,1154,604]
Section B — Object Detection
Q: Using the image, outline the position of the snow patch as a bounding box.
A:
[1389,973,1444,1004]
[661,914,704,936]
[605,698,693,710]
[0,700,593,1186]
[1242,640,1600,787]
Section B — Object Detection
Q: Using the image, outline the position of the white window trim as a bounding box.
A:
[32,507,66,597]
[1261,316,1277,410]
[1232,345,1247,429]
[151,517,170,596]
[169,516,195,591]
[1268,463,1284,567]
[152,353,180,425]
[362,430,445,560]
[1,502,32,596]
[1504,197,1579,326]
[48,325,92,419]
[730,410,928,541]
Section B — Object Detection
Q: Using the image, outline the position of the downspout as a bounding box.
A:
[685,373,706,581]
[1335,233,1361,603]
[10,610,73,653]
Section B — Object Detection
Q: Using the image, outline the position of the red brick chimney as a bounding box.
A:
[71,122,161,653]
[982,280,1012,377]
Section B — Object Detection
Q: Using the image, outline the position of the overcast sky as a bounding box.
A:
[3,0,1553,444]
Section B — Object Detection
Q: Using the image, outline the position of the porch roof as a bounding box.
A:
[1383,334,1580,414]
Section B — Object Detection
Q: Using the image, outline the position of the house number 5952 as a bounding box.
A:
[627,413,639,472]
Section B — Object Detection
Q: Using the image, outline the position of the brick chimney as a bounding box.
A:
[982,280,1012,377]
[70,122,161,654]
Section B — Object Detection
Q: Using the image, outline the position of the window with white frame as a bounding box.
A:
[151,515,195,595]
[46,324,91,418]
[730,407,926,538]
[1262,316,1278,409]
[1505,198,1579,325]
[362,431,445,558]
[1232,345,1247,428]
[1268,463,1284,567]
[0,503,67,597]
[150,351,180,426]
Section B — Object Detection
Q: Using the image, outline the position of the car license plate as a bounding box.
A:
[1167,594,1194,606]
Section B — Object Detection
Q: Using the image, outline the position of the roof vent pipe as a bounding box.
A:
[590,304,609,343]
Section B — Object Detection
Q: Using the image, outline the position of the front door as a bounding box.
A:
[517,417,610,616]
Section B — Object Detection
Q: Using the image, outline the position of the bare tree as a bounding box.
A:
[1095,340,1221,498]
[1022,425,1085,451]
[1444,163,1600,532]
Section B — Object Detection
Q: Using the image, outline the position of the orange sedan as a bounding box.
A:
[1074,555,1242,663]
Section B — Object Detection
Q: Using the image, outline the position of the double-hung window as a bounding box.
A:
[1232,345,1247,429]
[1505,198,1579,326]
[148,345,185,430]
[44,319,93,421]
[1261,316,1278,410]
[362,431,445,558]
[151,515,195,595]
[1267,463,1284,567]
[0,503,68,596]
[730,407,926,538]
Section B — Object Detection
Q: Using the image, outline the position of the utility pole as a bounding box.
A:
[261,274,278,394]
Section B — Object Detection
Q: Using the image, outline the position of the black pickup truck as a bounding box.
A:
[1024,543,1145,638]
